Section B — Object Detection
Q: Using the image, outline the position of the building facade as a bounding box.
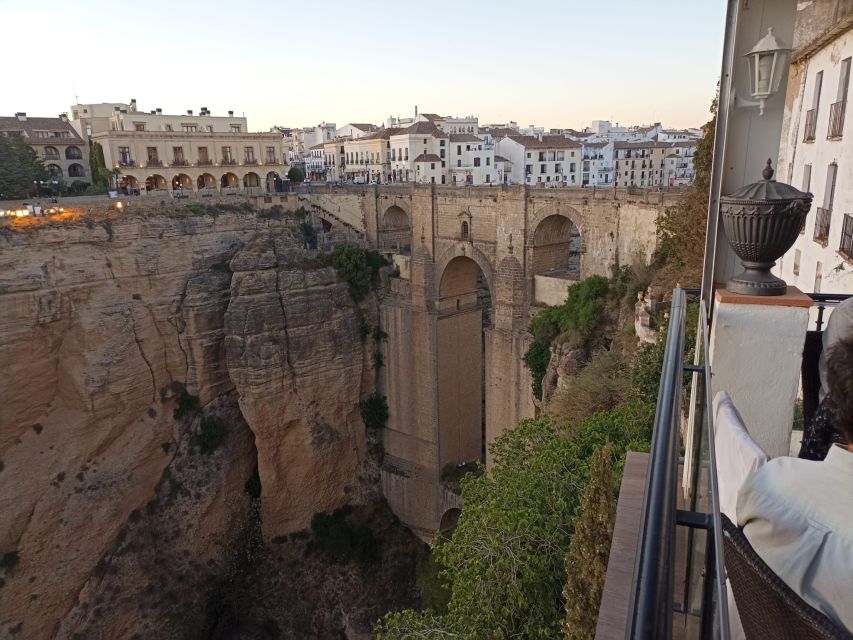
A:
[614,140,696,188]
[776,18,853,294]
[0,112,91,187]
[494,135,582,186]
[78,101,287,194]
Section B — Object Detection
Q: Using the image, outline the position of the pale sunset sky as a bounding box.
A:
[1,0,726,131]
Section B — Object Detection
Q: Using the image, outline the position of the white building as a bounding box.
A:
[614,140,696,188]
[336,123,378,139]
[581,141,615,186]
[494,135,582,186]
[776,25,853,294]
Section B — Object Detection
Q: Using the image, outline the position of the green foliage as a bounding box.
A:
[361,392,389,432]
[310,507,379,563]
[298,220,317,248]
[562,444,617,640]
[196,416,228,455]
[319,243,388,302]
[259,204,285,220]
[378,402,653,640]
[439,461,482,495]
[0,133,48,199]
[173,390,200,420]
[524,275,611,400]
[244,465,261,499]
[287,166,305,182]
[551,349,630,424]
[416,553,451,614]
[89,141,108,188]
[0,550,19,571]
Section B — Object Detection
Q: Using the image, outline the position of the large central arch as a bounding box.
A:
[436,255,492,471]
[380,205,412,253]
[531,213,582,279]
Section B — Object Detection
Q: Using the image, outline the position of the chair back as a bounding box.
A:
[721,514,852,640]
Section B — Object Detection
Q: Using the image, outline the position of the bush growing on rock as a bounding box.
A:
[319,244,388,302]
[173,390,200,420]
[196,416,228,455]
[309,508,379,564]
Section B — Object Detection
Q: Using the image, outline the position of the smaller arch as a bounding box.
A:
[221,172,239,188]
[172,173,192,190]
[145,174,167,191]
[266,171,281,193]
[44,146,60,160]
[460,220,469,240]
[46,164,63,177]
[119,175,139,191]
[439,508,462,538]
[65,146,83,160]
[197,173,217,189]
[381,205,409,229]
[243,171,260,188]
[531,213,582,280]
[68,163,85,178]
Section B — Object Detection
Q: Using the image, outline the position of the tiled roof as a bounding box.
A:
[363,127,403,140]
[398,121,446,137]
[449,133,481,142]
[420,113,442,121]
[504,135,581,149]
[0,116,85,145]
[583,141,608,148]
[348,123,378,132]
[494,155,510,163]
[614,140,683,150]
[413,153,442,162]
[485,127,518,138]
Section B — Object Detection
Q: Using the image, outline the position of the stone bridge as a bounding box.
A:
[294,184,678,539]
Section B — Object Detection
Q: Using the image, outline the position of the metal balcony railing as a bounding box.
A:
[147,159,163,167]
[118,159,135,167]
[43,154,60,161]
[244,158,258,165]
[813,206,831,244]
[839,213,853,258]
[828,100,846,139]
[221,158,236,165]
[803,108,818,142]
[172,159,189,167]
[197,159,213,166]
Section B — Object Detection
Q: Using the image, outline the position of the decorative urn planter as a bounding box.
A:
[720,159,813,296]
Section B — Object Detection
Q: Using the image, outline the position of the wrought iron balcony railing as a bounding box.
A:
[197,159,214,166]
[171,159,189,167]
[803,108,818,142]
[221,158,236,165]
[147,159,163,167]
[827,100,846,139]
[813,206,831,244]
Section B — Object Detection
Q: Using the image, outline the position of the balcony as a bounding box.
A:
[147,159,163,167]
[221,158,236,165]
[171,159,189,167]
[244,158,258,165]
[265,157,278,165]
[118,159,135,168]
[43,154,60,161]
[803,108,817,142]
[827,100,846,139]
[813,206,831,244]
[197,159,214,166]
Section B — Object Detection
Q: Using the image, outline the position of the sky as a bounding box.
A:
[1,0,726,132]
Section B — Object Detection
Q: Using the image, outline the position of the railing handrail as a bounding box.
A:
[627,287,693,639]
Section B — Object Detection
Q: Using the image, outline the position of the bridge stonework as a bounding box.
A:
[300,185,677,539]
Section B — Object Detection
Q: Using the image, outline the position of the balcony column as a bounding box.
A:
[708,286,811,457]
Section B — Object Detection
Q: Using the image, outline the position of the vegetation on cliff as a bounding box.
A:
[0,133,47,199]
[319,243,389,302]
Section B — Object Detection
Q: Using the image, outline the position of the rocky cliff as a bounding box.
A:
[0,208,397,639]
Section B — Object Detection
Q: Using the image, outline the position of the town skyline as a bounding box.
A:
[3,0,726,131]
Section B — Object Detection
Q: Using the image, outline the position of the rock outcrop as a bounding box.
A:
[0,210,378,639]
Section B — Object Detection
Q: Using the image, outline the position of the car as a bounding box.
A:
[302,179,311,186]
[352,177,366,185]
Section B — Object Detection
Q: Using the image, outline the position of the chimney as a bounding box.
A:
[187,110,193,115]
[201,107,208,115]
[15,112,26,121]
[59,113,68,123]
[151,110,156,115]
[156,108,162,114]
[129,98,137,112]
[114,106,121,112]
[228,110,234,117]
[415,105,418,117]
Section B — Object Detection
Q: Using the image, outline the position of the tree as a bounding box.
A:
[0,133,47,199]
[562,443,617,640]
[89,141,108,188]
[287,166,305,183]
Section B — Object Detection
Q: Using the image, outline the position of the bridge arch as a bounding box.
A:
[434,243,495,303]
[439,508,462,538]
[379,204,412,253]
[530,213,583,280]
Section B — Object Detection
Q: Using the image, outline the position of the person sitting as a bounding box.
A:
[799,296,853,460]
[737,335,853,632]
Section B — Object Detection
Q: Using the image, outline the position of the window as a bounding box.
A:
[439,140,445,147]
[182,124,197,133]
[441,175,446,184]
[829,58,851,138]
[266,146,275,163]
[461,220,469,239]
[538,152,545,161]
[540,164,546,173]
[814,261,823,293]
[440,149,445,159]
[405,149,408,160]
[244,147,255,163]
[222,146,232,163]
[802,164,812,192]
[431,162,435,169]
[457,159,462,167]
[793,249,801,275]
[474,157,481,167]
[147,147,159,163]
[68,163,84,177]
[457,145,462,154]
[485,174,490,183]
[840,214,853,258]
[557,151,565,161]
[173,146,185,164]
[119,146,132,164]
[165,124,173,132]
[43,146,59,159]
[805,71,823,141]
[231,124,241,133]
[134,122,145,131]
[824,163,838,210]
[526,152,531,158]
[486,157,490,166]
[198,147,209,163]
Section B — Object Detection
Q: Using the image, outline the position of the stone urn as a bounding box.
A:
[720,159,813,296]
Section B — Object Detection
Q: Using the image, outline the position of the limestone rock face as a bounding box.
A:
[0,212,372,638]
[224,238,372,537]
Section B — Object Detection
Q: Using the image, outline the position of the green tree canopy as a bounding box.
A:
[287,166,305,182]
[89,141,108,188]
[0,133,47,199]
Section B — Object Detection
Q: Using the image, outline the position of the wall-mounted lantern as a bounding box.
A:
[720,160,812,296]
[740,27,792,115]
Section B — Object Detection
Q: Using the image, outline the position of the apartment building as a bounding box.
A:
[581,141,614,186]
[494,135,582,185]
[776,21,853,294]
[335,123,378,139]
[447,133,497,185]
[323,138,347,182]
[614,140,696,188]
[344,128,401,182]
[79,101,287,194]
[0,112,91,186]
[305,144,327,180]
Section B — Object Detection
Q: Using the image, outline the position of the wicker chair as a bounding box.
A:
[721,514,852,639]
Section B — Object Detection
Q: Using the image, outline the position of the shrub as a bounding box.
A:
[173,390,200,420]
[0,550,19,571]
[287,166,305,183]
[361,392,389,431]
[416,553,451,614]
[319,244,388,302]
[551,349,630,423]
[298,220,317,249]
[310,508,379,563]
[196,416,228,455]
